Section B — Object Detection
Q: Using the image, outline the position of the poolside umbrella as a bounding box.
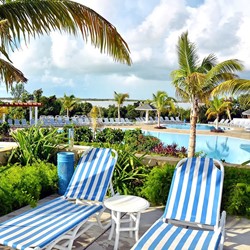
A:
[135,104,156,123]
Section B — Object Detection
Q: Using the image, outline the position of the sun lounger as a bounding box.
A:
[0,147,118,250]
[131,157,226,250]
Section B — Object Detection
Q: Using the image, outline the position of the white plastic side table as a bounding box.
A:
[104,195,150,250]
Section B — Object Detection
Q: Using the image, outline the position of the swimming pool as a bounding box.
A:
[164,123,228,131]
[143,130,250,165]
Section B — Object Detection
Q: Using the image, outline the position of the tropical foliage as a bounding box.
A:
[9,126,65,165]
[0,0,131,90]
[60,94,78,117]
[114,91,129,121]
[171,31,247,157]
[151,91,175,127]
[206,97,231,129]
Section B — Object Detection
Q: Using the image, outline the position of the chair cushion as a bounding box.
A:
[0,197,102,250]
[132,219,221,250]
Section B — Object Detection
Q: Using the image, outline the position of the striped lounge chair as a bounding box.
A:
[131,157,226,250]
[0,147,118,250]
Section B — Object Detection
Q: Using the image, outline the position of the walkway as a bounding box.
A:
[0,194,250,250]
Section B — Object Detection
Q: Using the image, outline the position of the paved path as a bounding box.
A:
[0,195,250,249]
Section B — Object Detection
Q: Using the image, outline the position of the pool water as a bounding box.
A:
[165,123,228,131]
[143,131,250,165]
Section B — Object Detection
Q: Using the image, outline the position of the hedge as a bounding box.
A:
[0,162,58,216]
[141,163,250,218]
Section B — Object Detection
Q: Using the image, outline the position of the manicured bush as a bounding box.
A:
[141,163,250,218]
[0,162,58,216]
[223,166,250,218]
[141,164,175,205]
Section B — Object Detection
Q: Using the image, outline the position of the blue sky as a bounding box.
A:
[1,0,249,100]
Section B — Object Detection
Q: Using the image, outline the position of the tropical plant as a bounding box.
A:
[114,91,129,121]
[151,91,176,128]
[8,126,65,165]
[111,145,149,195]
[0,0,131,91]
[89,105,101,136]
[205,97,231,129]
[171,31,246,157]
[60,94,78,117]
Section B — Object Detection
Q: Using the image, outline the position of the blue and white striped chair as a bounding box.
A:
[0,147,118,250]
[132,157,226,250]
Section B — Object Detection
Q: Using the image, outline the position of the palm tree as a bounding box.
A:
[171,31,246,157]
[61,94,78,117]
[151,91,176,128]
[206,97,231,130]
[114,91,129,122]
[0,0,132,90]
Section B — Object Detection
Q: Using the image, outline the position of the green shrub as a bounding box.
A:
[123,128,160,152]
[0,162,58,216]
[0,122,10,136]
[141,163,250,218]
[141,164,175,205]
[223,166,250,217]
[95,128,124,144]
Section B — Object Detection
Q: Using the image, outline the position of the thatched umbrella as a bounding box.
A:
[135,104,156,123]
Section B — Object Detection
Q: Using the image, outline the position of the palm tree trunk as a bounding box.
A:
[158,112,161,127]
[215,114,219,130]
[118,105,120,122]
[188,99,198,157]
[67,109,69,117]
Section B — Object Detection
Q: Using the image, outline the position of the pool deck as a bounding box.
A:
[108,123,250,140]
[0,194,250,250]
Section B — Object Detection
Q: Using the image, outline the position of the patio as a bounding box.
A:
[0,194,249,250]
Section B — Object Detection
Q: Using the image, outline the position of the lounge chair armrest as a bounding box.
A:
[219,210,226,229]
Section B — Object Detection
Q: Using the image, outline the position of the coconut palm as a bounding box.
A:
[114,91,129,122]
[0,0,132,90]
[171,31,246,157]
[206,97,231,130]
[151,91,176,128]
[61,94,78,117]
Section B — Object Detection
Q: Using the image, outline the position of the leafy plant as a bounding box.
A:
[0,162,57,216]
[111,144,149,195]
[227,183,250,218]
[123,129,160,152]
[151,142,187,157]
[9,126,65,165]
[95,128,124,144]
[141,164,175,205]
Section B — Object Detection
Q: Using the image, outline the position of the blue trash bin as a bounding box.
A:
[57,152,74,195]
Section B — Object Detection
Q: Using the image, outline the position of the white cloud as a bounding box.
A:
[3,0,249,99]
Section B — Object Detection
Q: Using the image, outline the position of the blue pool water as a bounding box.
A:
[165,123,228,131]
[144,131,250,165]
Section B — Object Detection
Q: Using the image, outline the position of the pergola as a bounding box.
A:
[0,102,42,125]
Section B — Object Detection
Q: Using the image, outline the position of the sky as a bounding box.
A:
[1,0,250,100]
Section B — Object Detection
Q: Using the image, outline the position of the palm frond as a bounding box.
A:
[177,32,199,75]
[0,0,131,65]
[0,58,27,91]
[206,59,244,81]
[211,79,250,96]
[199,53,217,71]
